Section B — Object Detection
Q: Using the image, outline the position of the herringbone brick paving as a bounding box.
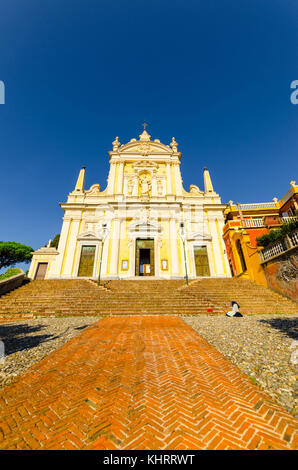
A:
[0,316,297,450]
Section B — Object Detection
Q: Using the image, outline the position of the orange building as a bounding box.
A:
[223,181,298,287]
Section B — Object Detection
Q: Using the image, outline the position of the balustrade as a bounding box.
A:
[240,202,276,210]
[260,229,298,262]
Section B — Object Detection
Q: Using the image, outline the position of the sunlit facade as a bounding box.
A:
[29,129,231,280]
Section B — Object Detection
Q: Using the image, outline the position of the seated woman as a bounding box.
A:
[226,301,243,317]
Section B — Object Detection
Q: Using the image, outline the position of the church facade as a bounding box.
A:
[28,129,231,280]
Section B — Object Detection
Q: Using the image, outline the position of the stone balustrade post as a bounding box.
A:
[285,234,293,250]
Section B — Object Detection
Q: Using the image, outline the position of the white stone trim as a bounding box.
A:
[166,163,172,194]
[170,218,180,276]
[116,162,124,194]
[62,219,81,276]
[174,163,183,196]
[107,162,116,195]
[74,240,101,279]
[51,218,71,276]
[127,231,161,278]
[187,240,214,277]
[110,219,121,275]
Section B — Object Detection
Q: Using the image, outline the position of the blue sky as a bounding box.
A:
[0,0,297,272]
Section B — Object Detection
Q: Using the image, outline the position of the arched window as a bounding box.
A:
[236,240,247,273]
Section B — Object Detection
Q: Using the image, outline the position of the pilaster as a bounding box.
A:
[109,218,121,276]
[107,161,117,195]
[170,218,180,276]
[117,161,124,194]
[152,172,157,197]
[62,218,81,276]
[174,163,183,196]
[50,217,71,277]
[166,163,172,194]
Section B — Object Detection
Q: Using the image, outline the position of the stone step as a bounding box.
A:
[0,278,296,317]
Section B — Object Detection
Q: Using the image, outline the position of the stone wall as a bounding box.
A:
[262,248,298,302]
[0,271,25,296]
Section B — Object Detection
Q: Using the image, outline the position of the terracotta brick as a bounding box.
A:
[0,316,297,450]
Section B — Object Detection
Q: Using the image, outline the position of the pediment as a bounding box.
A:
[133,160,158,168]
[77,231,101,241]
[187,231,212,241]
[131,160,159,172]
[119,141,172,155]
[128,220,162,233]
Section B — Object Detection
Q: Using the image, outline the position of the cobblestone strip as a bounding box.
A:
[0,316,297,450]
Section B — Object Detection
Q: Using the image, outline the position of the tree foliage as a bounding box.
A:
[0,268,22,280]
[256,220,298,247]
[0,241,34,270]
[50,234,60,249]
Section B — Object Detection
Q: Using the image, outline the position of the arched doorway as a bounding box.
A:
[236,239,247,273]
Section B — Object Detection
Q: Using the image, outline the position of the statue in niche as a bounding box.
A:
[157,180,163,196]
[127,179,134,196]
[140,175,151,195]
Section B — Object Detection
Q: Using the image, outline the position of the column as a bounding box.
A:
[166,163,172,194]
[123,176,128,196]
[132,175,138,196]
[101,230,110,278]
[51,216,71,277]
[129,238,135,277]
[170,218,180,276]
[174,163,183,196]
[63,218,81,277]
[117,161,124,194]
[209,217,225,276]
[152,172,157,197]
[107,161,117,195]
[155,236,160,278]
[110,218,121,276]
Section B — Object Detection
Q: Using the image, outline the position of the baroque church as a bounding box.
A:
[28,128,231,280]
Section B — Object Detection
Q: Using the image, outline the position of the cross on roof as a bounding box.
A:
[142,121,148,131]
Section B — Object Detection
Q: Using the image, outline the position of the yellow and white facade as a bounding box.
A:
[29,129,231,280]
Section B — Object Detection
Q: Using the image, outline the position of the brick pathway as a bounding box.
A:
[0,316,297,450]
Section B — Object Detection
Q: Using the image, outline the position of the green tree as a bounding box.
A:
[256,220,298,247]
[0,241,34,270]
[50,234,60,248]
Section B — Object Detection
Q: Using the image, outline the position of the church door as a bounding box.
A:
[78,245,96,277]
[194,246,210,277]
[35,262,48,280]
[135,239,155,276]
